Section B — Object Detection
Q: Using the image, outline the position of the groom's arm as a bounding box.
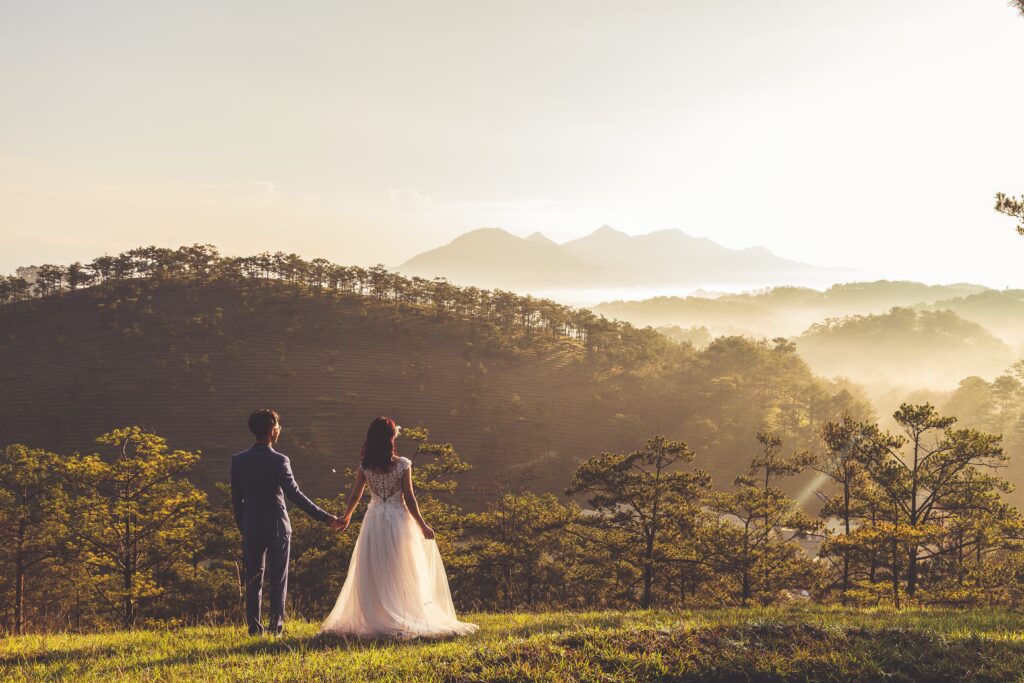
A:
[230,458,245,531]
[279,456,333,524]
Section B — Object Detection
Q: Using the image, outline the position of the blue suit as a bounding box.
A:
[231,443,331,634]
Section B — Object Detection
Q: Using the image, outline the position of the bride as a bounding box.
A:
[320,416,478,639]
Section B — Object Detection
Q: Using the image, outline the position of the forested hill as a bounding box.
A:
[0,247,869,507]
[593,281,992,339]
[796,307,1015,390]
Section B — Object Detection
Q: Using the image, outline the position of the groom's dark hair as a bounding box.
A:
[248,408,280,440]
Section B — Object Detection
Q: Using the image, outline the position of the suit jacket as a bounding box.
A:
[230,443,331,538]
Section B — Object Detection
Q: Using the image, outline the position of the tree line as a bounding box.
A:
[2,404,1020,634]
[945,362,1024,462]
[0,244,637,356]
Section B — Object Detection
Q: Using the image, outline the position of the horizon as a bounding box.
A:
[3,1,1024,288]
[6,230,1014,309]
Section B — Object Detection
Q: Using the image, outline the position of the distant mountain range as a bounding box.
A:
[398,226,847,290]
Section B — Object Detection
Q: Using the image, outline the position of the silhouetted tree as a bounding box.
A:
[68,427,207,628]
[567,435,710,608]
[995,193,1024,236]
[701,434,821,604]
[857,404,1007,600]
[815,417,900,604]
[0,446,71,633]
[462,490,575,609]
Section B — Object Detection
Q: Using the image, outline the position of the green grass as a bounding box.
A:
[5,608,1024,682]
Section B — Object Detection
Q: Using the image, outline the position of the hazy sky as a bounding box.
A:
[2,1,1023,286]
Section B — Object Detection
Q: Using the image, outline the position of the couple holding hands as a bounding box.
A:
[230,409,477,639]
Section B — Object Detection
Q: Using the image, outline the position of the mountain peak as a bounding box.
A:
[592,224,627,238]
[398,225,599,288]
[526,231,557,246]
[456,227,518,242]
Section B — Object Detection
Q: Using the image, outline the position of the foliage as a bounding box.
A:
[699,433,822,605]
[4,408,1024,634]
[286,492,356,620]
[459,490,579,610]
[815,405,1021,608]
[678,335,869,480]
[0,446,72,634]
[944,367,1024,477]
[995,192,1024,236]
[567,435,710,608]
[67,427,209,628]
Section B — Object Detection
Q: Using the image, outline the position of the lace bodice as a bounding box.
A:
[363,457,410,506]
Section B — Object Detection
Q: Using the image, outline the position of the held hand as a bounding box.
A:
[421,524,435,540]
[329,516,350,532]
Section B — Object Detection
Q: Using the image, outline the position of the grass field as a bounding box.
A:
[5,608,1024,682]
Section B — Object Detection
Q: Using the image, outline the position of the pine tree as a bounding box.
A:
[567,435,710,608]
[68,427,208,627]
[0,445,71,633]
[701,434,821,604]
[855,404,1008,601]
[462,490,575,609]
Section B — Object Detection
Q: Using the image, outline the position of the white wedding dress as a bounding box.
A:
[320,456,478,639]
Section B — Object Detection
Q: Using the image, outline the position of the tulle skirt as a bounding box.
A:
[320,499,478,639]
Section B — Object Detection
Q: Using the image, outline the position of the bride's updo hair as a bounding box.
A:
[361,416,398,472]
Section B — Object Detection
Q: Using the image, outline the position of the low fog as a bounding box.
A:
[597,281,1024,396]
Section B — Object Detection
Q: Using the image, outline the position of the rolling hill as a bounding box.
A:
[922,288,1024,348]
[594,281,993,339]
[795,307,1015,390]
[0,274,863,509]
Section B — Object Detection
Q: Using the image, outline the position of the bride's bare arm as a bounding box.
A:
[335,468,366,532]
[401,466,435,539]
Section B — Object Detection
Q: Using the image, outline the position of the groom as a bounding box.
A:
[231,408,341,635]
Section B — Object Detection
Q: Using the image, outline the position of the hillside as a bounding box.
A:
[594,281,993,339]
[0,275,863,508]
[4,609,1024,682]
[922,288,1024,347]
[796,307,1015,390]
[0,282,605,508]
[398,225,837,291]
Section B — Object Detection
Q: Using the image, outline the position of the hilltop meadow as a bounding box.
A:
[6,609,1024,682]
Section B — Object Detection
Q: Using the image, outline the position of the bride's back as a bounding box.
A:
[363,456,410,502]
